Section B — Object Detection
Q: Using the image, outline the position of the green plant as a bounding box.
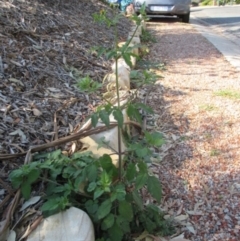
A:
[140,29,157,43]
[214,89,240,100]
[9,5,174,241]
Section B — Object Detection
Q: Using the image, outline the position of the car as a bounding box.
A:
[133,0,192,23]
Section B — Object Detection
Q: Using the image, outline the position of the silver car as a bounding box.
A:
[133,0,191,23]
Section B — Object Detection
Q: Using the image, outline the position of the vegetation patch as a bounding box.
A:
[214,89,240,100]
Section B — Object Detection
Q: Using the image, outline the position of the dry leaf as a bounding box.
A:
[20,196,41,212]
[47,87,61,92]
[174,214,188,222]
[186,223,196,234]
[32,108,42,116]
[186,210,202,215]
[170,233,190,241]
[9,78,24,86]
[9,129,27,143]
[7,230,16,241]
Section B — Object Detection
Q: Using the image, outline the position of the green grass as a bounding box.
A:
[199,104,218,112]
[210,149,221,157]
[214,90,240,100]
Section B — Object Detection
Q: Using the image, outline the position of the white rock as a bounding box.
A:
[27,207,95,241]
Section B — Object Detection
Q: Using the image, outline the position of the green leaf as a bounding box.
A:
[91,113,99,127]
[126,163,137,182]
[97,199,112,220]
[100,171,111,188]
[101,213,115,230]
[118,201,133,222]
[41,198,60,212]
[99,109,110,127]
[99,155,118,178]
[127,103,142,123]
[21,182,31,200]
[113,109,123,128]
[136,147,149,158]
[145,131,165,147]
[94,187,104,200]
[138,161,148,174]
[116,216,130,232]
[106,50,117,60]
[132,190,144,210]
[147,176,162,203]
[122,53,132,68]
[85,200,99,216]
[135,173,148,190]
[48,149,62,160]
[9,169,23,189]
[135,103,154,114]
[27,168,40,184]
[87,182,97,192]
[108,221,124,241]
[87,164,98,182]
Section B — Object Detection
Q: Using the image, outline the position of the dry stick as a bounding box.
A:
[0,121,141,161]
[0,190,21,239]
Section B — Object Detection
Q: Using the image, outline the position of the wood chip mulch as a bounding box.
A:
[0,0,132,228]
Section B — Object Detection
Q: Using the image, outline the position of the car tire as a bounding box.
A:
[180,12,190,23]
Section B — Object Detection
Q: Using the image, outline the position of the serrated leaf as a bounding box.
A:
[41,198,60,212]
[91,113,98,127]
[113,109,123,128]
[108,221,124,241]
[99,154,118,178]
[100,171,111,190]
[145,131,165,147]
[116,215,131,232]
[21,182,31,200]
[138,161,148,174]
[119,201,133,221]
[85,200,99,216]
[126,163,137,181]
[97,199,112,219]
[136,147,149,158]
[147,176,162,203]
[99,109,110,127]
[87,164,98,182]
[87,182,97,192]
[94,188,104,200]
[127,104,142,123]
[27,169,40,184]
[135,173,148,190]
[9,170,23,189]
[101,213,115,230]
[132,190,144,210]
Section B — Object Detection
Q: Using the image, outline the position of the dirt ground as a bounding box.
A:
[146,19,240,241]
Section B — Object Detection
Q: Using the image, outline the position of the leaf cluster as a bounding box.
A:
[9,131,171,240]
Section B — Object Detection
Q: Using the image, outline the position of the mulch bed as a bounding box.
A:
[0,0,132,235]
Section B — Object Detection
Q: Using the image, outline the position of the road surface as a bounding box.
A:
[190,5,240,70]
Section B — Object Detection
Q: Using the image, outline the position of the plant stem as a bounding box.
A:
[114,23,123,180]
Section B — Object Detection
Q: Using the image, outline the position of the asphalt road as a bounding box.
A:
[190,5,240,71]
[191,5,240,38]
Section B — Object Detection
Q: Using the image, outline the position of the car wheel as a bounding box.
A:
[180,12,190,23]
